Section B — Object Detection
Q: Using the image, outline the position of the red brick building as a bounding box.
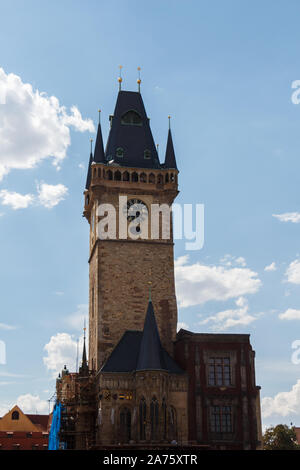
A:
[174,330,262,449]
[0,405,50,450]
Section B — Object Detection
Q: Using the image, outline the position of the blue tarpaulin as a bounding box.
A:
[48,402,63,450]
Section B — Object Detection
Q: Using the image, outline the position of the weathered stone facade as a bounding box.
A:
[84,164,179,370]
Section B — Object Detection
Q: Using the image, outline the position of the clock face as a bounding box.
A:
[124,198,148,222]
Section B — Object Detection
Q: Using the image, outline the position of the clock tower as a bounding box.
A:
[84,88,179,372]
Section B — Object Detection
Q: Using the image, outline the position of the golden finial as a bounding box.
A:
[137,67,141,92]
[83,318,86,339]
[90,138,93,154]
[156,143,159,157]
[168,115,171,129]
[98,109,101,124]
[118,65,123,90]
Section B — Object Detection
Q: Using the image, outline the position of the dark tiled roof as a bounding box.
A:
[26,415,49,431]
[85,151,93,190]
[164,128,177,170]
[101,331,183,374]
[101,301,183,374]
[94,122,105,164]
[136,301,166,371]
[105,91,161,169]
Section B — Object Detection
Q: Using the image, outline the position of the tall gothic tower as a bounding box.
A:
[84,89,179,372]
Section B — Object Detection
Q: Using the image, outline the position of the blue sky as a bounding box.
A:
[0,0,300,428]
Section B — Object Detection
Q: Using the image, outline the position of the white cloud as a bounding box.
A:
[175,255,261,308]
[0,67,94,180]
[273,212,300,223]
[16,394,48,414]
[43,332,86,378]
[285,260,300,285]
[64,304,88,331]
[177,321,189,332]
[0,183,68,210]
[279,308,300,321]
[219,254,246,267]
[199,297,258,331]
[0,189,34,209]
[37,182,68,208]
[264,262,277,272]
[262,379,300,418]
[0,394,49,417]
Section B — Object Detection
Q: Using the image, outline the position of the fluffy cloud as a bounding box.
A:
[16,394,48,415]
[273,212,300,223]
[285,260,300,285]
[0,67,94,180]
[262,380,300,418]
[0,394,49,417]
[175,256,261,308]
[264,262,277,272]
[0,189,34,209]
[279,308,300,321]
[199,297,258,331]
[37,182,68,208]
[0,183,68,210]
[43,332,85,378]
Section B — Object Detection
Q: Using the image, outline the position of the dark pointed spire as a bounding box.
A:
[164,119,177,169]
[79,320,89,376]
[85,139,93,190]
[136,300,166,372]
[94,111,105,163]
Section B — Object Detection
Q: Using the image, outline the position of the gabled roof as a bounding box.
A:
[101,301,183,374]
[105,90,161,169]
[164,128,177,170]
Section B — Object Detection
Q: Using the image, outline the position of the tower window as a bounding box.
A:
[210,405,233,433]
[116,147,124,158]
[144,149,151,159]
[121,110,142,126]
[208,357,231,386]
[139,397,147,440]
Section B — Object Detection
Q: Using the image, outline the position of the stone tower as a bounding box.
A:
[84,89,179,372]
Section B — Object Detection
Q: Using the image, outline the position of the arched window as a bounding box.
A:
[123,171,129,182]
[119,407,131,443]
[140,173,147,183]
[168,406,177,442]
[98,168,101,178]
[165,173,169,183]
[12,411,19,420]
[150,396,159,441]
[131,172,138,183]
[157,174,163,184]
[139,397,146,440]
[149,173,155,184]
[107,170,113,181]
[162,398,167,440]
[121,110,142,126]
[114,170,121,181]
